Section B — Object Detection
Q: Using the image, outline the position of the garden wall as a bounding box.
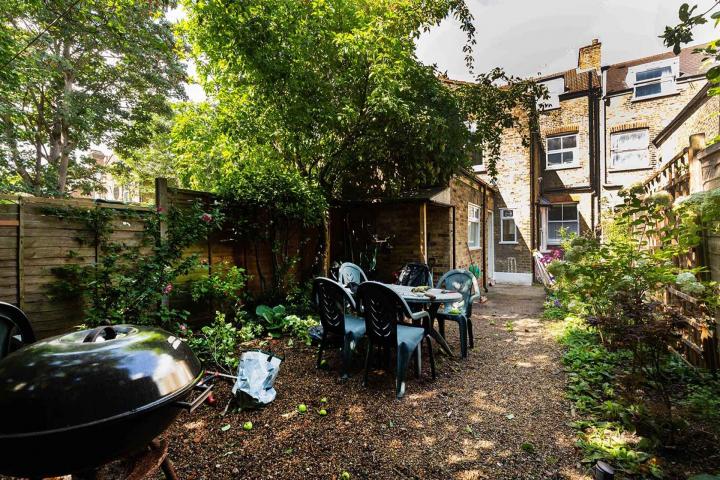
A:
[0,181,321,339]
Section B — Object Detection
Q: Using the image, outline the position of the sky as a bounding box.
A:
[415,0,718,82]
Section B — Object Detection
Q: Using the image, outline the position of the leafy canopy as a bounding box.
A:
[176,0,540,199]
[0,0,186,195]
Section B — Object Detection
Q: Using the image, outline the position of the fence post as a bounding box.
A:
[688,133,706,194]
[16,197,24,310]
[155,178,169,308]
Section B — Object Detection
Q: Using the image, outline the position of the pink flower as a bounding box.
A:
[179,323,187,332]
[163,283,173,295]
[200,213,213,223]
[157,207,164,213]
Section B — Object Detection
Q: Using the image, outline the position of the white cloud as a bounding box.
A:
[416,0,719,81]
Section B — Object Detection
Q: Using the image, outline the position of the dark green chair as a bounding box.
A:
[0,302,35,360]
[356,281,435,399]
[435,269,480,358]
[312,277,366,378]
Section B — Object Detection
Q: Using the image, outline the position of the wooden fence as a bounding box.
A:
[0,180,322,339]
[643,134,720,370]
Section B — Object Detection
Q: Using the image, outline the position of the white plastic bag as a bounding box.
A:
[231,350,283,409]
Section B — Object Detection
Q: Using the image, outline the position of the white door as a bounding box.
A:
[486,211,495,282]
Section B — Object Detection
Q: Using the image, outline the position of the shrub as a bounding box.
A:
[185,312,241,372]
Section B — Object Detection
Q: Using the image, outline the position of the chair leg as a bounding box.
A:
[438,318,446,338]
[316,333,327,369]
[396,344,412,399]
[414,345,422,378]
[426,337,436,380]
[341,334,353,379]
[467,318,475,349]
[458,318,468,359]
[362,340,372,387]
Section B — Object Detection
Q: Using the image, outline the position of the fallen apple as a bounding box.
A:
[318,409,328,416]
[297,403,308,413]
[243,421,253,431]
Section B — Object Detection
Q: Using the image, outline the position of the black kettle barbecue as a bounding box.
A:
[0,323,213,478]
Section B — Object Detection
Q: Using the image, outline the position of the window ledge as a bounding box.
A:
[499,241,519,245]
[545,164,581,171]
[631,91,680,103]
[608,165,652,173]
[468,246,482,251]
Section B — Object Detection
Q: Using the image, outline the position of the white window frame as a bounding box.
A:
[499,208,518,244]
[546,203,579,246]
[545,133,579,170]
[610,129,650,171]
[628,58,678,101]
[467,203,481,250]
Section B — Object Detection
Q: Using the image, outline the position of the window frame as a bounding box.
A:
[546,203,579,246]
[467,203,481,250]
[537,76,564,111]
[629,58,678,101]
[499,208,518,245]
[609,128,650,171]
[545,133,579,170]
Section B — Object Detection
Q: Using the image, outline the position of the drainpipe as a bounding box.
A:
[588,71,596,233]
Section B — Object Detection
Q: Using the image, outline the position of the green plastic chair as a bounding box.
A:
[435,269,481,358]
[356,281,436,399]
[312,277,366,378]
[337,262,368,288]
[0,302,35,360]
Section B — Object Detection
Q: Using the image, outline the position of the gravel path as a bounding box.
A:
[161,284,589,480]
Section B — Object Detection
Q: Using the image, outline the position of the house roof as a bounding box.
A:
[440,69,600,96]
[605,44,708,94]
[653,82,711,147]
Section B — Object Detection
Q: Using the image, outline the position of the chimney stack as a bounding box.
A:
[578,39,601,71]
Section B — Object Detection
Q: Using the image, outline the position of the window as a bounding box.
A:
[630,59,678,100]
[547,204,578,245]
[537,77,564,110]
[499,209,517,244]
[468,203,481,249]
[470,149,484,172]
[610,129,649,170]
[546,133,578,169]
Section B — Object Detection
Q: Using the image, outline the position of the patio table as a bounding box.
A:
[346,283,461,356]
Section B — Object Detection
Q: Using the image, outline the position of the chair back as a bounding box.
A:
[356,282,414,344]
[337,262,368,286]
[312,277,356,336]
[396,262,433,288]
[436,269,480,316]
[0,302,35,360]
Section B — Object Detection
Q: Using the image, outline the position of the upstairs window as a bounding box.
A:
[630,59,678,100]
[466,121,485,172]
[499,209,517,244]
[537,77,564,111]
[546,133,579,169]
[547,204,579,245]
[610,129,649,170]
[468,203,481,249]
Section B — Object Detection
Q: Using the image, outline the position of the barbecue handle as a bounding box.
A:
[83,326,117,343]
[174,383,214,413]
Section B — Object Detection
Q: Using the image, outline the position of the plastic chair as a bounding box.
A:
[356,281,436,399]
[435,269,480,358]
[337,262,368,289]
[312,277,366,378]
[0,302,35,360]
[396,262,433,288]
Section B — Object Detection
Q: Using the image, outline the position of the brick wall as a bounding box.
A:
[602,77,707,208]
[657,94,720,163]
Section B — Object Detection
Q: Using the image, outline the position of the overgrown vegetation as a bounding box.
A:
[547,185,720,477]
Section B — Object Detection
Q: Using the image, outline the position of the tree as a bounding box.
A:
[663,2,720,143]
[0,0,186,196]
[176,0,540,199]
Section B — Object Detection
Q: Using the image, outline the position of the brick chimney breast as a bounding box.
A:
[578,39,601,71]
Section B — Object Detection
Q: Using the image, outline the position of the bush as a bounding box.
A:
[191,261,248,318]
[185,312,241,372]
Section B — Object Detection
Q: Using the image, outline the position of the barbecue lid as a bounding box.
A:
[0,325,202,436]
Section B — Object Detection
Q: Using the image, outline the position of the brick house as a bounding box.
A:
[328,171,494,288]
[467,40,708,285]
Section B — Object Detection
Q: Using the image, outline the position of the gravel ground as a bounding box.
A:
[159,284,589,480]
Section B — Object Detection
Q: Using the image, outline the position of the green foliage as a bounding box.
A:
[255,304,288,339]
[171,0,543,197]
[48,201,223,326]
[191,261,248,318]
[186,311,241,372]
[0,0,186,195]
[282,314,319,346]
